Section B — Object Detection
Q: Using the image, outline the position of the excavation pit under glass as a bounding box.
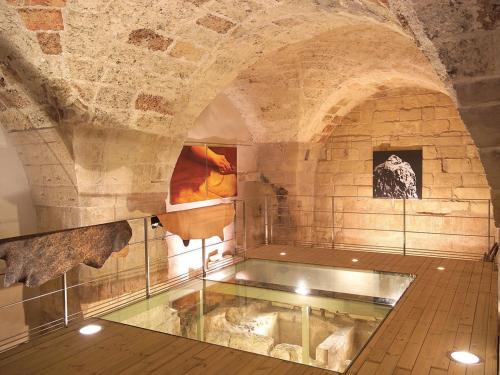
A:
[103,259,414,373]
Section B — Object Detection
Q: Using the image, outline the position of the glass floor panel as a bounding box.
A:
[103,260,414,373]
[206,259,415,306]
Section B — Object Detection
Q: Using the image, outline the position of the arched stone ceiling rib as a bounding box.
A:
[221,24,445,143]
[1,0,498,228]
[0,0,409,229]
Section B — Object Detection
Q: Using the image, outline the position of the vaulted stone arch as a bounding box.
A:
[0,0,499,231]
[0,0,406,231]
[216,22,446,143]
[387,0,500,223]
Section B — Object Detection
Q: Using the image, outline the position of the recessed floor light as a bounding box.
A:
[437,266,445,271]
[280,252,287,256]
[295,286,310,295]
[79,324,102,335]
[449,351,481,365]
[352,258,359,263]
[295,281,310,295]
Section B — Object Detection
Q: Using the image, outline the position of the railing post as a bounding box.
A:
[331,196,335,250]
[62,272,68,327]
[270,197,274,244]
[264,196,269,245]
[202,238,207,278]
[301,305,310,365]
[488,199,491,251]
[144,217,151,299]
[243,200,247,260]
[197,289,205,341]
[233,200,237,256]
[403,198,406,256]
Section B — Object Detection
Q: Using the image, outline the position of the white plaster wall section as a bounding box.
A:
[0,127,37,239]
[186,92,253,145]
[0,126,36,351]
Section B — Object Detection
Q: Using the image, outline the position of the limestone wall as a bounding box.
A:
[0,0,455,234]
[309,88,495,257]
[388,0,500,225]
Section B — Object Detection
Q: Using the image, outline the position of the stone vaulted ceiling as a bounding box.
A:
[224,23,444,143]
[0,0,499,228]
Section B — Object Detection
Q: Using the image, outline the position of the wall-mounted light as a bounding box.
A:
[437,266,445,271]
[151,216,163,229]
[352,258,359,263]
[79,324,102,335]
[280,252,287,256]
[449,351,481,365]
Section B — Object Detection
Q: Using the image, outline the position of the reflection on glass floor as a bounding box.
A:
[103,258,414,373]
[206,259,415,306]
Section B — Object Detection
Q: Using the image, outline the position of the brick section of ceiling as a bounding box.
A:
[0,0,498,228]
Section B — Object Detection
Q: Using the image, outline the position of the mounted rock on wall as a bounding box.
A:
[0,221,132,287]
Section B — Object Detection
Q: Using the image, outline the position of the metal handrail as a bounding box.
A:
[0,199,250,351]
[268,208,491,220]
[239,194,493,201]
[0,194,496,352]
[268,223,491,238]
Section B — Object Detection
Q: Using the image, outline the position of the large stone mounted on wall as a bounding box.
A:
[0,221,132,288]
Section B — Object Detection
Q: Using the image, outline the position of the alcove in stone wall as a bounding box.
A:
[308,87,495,256]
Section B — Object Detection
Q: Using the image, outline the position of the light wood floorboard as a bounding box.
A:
[0,244,496,374]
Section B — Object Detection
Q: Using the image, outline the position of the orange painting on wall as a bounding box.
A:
[170,145,237,204]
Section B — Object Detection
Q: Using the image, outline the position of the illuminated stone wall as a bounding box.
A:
[310,87,494,257]
[1,0,456,235]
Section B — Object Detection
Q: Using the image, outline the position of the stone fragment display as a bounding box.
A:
[0,221,132,287]
[315,326,355,373]
[229,331,275,355]
[121,304,181,335]
[270,343,303,362]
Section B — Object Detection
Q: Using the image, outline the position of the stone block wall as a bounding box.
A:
[388,0,500,224]
[251,142,325,246]
[310,88,496,257]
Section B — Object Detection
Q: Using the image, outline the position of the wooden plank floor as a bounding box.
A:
[0,244,497,375]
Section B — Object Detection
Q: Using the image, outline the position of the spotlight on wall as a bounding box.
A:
[449,351,481,365]
[280,252,287,256]
[437,266,445,271]
[352,258,359,263]
[79,324,102,335]
[151,216,163,229]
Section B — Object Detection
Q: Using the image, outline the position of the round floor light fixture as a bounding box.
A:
[280,252,287,256]
[437,266,445,271]
[295,280,310,296]
[449,351,481,365]
[352,258,359,263]
[79,324,102,335]
[295,286,310,295]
